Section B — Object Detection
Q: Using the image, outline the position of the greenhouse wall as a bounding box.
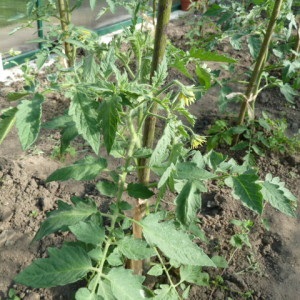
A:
[0,0,180,67]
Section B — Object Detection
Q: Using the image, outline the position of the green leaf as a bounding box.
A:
[83,54,98,83]
[171,58,193,80]
[147,265,163,276]
[76,288,100,300]
[97,279,115,299]
[175,162,215,181]
[180,265,209,286]
[279,83,299,103]
[7,92,29,101]
[36,50,49,69]
[96,180,118,198]
[69,91,100,154]
[127,183,154,199]
[189,48,236,63]
[154,285,178,300]
[150,123,175,168]
[118,236,155,260]
[211,256,228,268]
[99,95,121,153]
[175,181,201,226]
[60,122,79,154]
[0,107,17,144]
[89,0,96,10]
[16,94,44,150]
[248,35,262,59]
[15,245,92,288]
[141,213,215,267]
[261,175,297,217]
[225,173,263,214]
[195,65,211,90]
[132,148,152,158]
[47,156,107,182]
[152,56,168,88]
[69,220,105,245]
[107,248,123,267]
[107,267,145,300]
[158,163,176,189]
[230,234,251,249]
[34,198,98,241]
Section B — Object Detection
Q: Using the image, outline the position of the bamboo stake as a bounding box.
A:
[130,0,172,275]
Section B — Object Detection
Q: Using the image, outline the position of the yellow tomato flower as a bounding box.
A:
[191,135,206,149]
[178,91,196,106]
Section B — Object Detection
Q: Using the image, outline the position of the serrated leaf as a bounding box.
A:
[152,56,168,88]
[141,213,215,267]
[34,198,98,241]
[205,150,227,170]
[16,94,44,150]
[150,123,175,168]
[118,236,155,260]
[195,65,211,90]
[171,58,193,80]
[97,280,115,300]
[211,256,228,268]
[0,107,17,144]
[60,122,79,154]
[262,176,296,217]
[15,245,92,288]
[76,288,100,300]
[180,265,209,286]
[158,163,176,189]
[154,285,178,300]
[175,162,215,181]
[69,220,105,245]
[7,92,29,101]
[189,48,236,63]
[83,54,98,82]
[99,95,121,153]
[107,267,145,300]
[127,183,154,199]
[230,234,251,249]
[279,83,299,103]
[107,248,123,266]
[132,148,152,158]
[175,181,201,226]
[225,173,263,214]
[248,35,262,59]
[96,180,118,197]
[69,91,100,154]
[47,156,107,182]
[147,265,163,276]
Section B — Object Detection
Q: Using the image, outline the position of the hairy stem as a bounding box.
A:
[57,0,74,67]
[131,0,172,276]
[235,0,284,133]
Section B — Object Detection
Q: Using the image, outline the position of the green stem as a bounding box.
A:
[154,247,181,298]
[236,0,284,129]
[57,0,74,67]
[138,0,172,184]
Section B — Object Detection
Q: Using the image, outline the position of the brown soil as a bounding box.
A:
[0,14,300,300]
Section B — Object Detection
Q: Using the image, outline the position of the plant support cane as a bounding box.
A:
[57,0,74,67]
[234,0,285,143]
[131,0,173,275]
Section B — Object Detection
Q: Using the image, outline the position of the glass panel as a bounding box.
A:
[71,0,131,29]
[0,0,38,56]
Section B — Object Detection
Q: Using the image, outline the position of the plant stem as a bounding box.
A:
[57,0,74,67]
[235,0,284,139]
[292,19,300,61]
[138,0,172,184]
[131,0,172,276]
